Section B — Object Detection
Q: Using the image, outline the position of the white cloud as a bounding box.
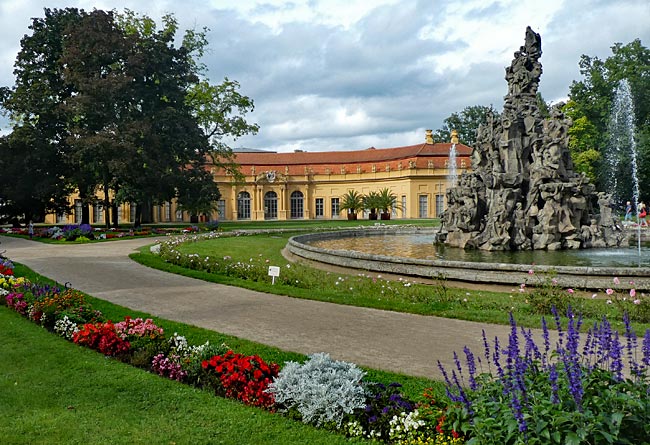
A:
[0,0,649,152]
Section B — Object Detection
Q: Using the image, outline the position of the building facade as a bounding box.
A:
[211,131,470,221]
[45,131,471,224]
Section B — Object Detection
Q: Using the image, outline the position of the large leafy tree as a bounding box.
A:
[1,8,258,226]
[60,9,135,227]
[434,105,499,146]
[567,39,650,204]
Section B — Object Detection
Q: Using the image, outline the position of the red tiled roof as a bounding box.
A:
[231,142,471,166]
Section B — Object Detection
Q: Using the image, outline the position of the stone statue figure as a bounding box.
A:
[437,27,627,251]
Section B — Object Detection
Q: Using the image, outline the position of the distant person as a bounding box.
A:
[640,202,648,227]
[28,221,34,239]
[625,201,633,222]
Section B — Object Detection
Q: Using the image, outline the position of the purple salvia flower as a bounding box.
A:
[464,346,478,391]
[510,393,528,434]
[642,329,650,370]
[541,317,551,367]
[609,331,624,381]
[493,336,504,380]
[623,312,641,379]
[549,363,560,404]
[482,329,492,374]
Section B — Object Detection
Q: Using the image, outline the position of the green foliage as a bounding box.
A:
[268,352,367,428]
[376,187,401,213]
[525,271,585,316]
[363,191,382,215]
[340,190,365,215]
[568,39,650,202]
[1,8,257,226]
[434,105,499,146]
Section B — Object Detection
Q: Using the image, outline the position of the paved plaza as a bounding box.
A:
[1,235,521,379]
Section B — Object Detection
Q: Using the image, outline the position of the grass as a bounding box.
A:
[131,232,649,334]
[2,263,444,444]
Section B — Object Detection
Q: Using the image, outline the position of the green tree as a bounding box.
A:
[0,128,72,224]
[340,190,365,219]
[568,39,650,203]
[60,9,135,228]
[2,8,258,227]
[434,105,499,146]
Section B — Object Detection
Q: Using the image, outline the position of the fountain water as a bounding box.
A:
[448,142,458,187]
[609,79,641,263]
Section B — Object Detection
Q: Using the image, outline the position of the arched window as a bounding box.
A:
[264,191,278,219]
[237,192,251,219]
[290,191,304,219]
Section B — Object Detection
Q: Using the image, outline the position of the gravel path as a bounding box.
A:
[1,235,521,380]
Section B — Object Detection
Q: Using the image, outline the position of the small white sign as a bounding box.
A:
[268,266,280,284]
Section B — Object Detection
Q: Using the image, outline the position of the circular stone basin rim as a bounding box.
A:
[287,228,650,290]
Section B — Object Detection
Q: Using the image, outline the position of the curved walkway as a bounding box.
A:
[1,235,520,380]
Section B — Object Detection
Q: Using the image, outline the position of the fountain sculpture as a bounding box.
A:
[438,27,627,251]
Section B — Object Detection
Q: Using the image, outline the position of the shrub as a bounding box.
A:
[348,382,418,441]
[268,352,366,428]
[202,350,279,409]
[28,288,89,329]
[73,321,131,356]
[53,315,79,340]
[0,257,14,276]
[151,353,187,382]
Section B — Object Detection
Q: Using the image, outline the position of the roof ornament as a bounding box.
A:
[451,129,459,144]
[425,129,434,144]
[266,171,276,183]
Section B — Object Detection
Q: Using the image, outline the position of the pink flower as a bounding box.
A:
[567,288,574,294]
[634,299,641,305]
[630,289,636,298]
[613,277,620,285]
[528,269,534,275]
[606,288,614,295]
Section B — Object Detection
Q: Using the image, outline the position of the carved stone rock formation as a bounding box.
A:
[439,27,627,251]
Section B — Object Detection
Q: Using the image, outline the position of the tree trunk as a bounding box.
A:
[133,203,142,228]
[111,201,119,228]
[78,190,90,225]
[103,185,111,229]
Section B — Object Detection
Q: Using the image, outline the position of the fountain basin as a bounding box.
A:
[287,228,650,290]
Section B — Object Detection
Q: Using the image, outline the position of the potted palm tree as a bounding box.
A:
[363,191,382,220]
[340,190,365,220]
[377,187,401,220]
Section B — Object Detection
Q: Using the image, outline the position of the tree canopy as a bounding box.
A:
[433,105,499,146]
[0,7,258,225]
[566,38,650,204]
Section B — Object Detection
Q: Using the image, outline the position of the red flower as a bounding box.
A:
[202,350,279,410]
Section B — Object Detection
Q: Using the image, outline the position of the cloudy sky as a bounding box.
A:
[0,0,648,153]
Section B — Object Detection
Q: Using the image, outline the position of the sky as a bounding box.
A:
[0,0,648,153]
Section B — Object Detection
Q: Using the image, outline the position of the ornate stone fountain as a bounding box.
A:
[438,27,627,251]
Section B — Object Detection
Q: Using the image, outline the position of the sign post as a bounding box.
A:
[268,266,280,285]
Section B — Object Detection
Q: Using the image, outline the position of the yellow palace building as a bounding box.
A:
[46,130,471,224]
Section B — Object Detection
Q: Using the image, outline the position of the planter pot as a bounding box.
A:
[380,212,391,220]
[347,213,358,220]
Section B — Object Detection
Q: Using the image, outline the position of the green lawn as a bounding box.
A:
[132,231,646,333]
